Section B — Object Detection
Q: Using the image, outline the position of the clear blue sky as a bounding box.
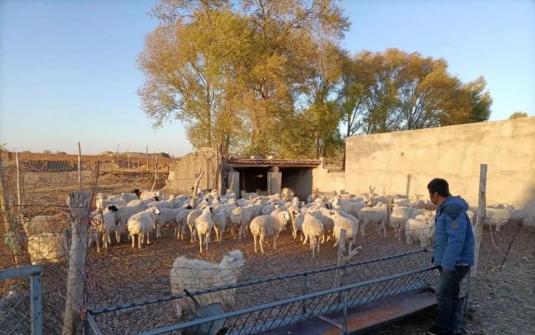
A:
[1,0,534,156]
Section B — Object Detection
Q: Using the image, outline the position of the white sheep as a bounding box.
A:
[330,210,359,251]
[100,206,119,248]
[96,193,124,210]
[187,209,204,243]
[308,207,334,242]
[27,233,67,264]
[156,207,185,238]
[22,212,71,236]
[230,206,253,241]
[127,207,160,248]
[195,207,214,253]
[405,217,434,248]
[115,202,147,242]
[390,206,413,240]
[302,213,324,257]
[358,205,387,238]
[169,250,245,319]
[292,212,305,241]
[175,206,193,240]
[139,190,164,200]
[212,211,228,244]
[486,206,511,232]
[249,210,290,253]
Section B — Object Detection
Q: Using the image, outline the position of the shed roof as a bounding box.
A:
[226,158,321,168]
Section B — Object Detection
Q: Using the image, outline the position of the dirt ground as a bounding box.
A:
[2,169,534,335]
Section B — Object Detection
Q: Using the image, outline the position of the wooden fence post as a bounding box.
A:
[406,174,411,198]
[77,143,82,190]
[334,229,347,288]
[472,164,487,277]
[16,152,22,217]
[62,191,91,335]
[0,152,21,265]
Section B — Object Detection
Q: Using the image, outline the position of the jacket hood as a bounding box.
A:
[440,196,469,211]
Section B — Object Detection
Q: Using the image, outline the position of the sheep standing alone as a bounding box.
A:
[22,212,70,264]
[169,250,245,319]
[195,207,214,253]
[127,207,160,248]
[302,213,324,257]
[27,233,67,264]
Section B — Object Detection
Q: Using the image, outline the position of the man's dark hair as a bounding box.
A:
[427,178,451,197]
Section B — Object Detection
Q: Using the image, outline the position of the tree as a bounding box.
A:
[140,0,350,162]
[237,0,349,156]
[509,111,528,119]
[338,49,492,136]
[139,2,252,190]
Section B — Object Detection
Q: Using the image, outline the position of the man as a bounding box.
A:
[427,178,475,335]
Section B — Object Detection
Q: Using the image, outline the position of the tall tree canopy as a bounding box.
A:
[337,49,493,137]
[139,1,492,161]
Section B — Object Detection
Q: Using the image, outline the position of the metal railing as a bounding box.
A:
[0,265,43,335]
[85,250,438,335]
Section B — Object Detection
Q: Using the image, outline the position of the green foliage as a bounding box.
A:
[140,1,493,159]
[338,49,492,136]
[509,111,528,119]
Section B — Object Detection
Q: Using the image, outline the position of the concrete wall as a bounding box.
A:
[312,162,346,194]
[342,117,535,209]
[165,148,215,194]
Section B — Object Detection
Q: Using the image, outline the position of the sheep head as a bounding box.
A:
[148,206,161,215]
[107,205,118,212]
[220,250,245,270]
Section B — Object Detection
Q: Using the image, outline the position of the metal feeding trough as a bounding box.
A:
[86,250,442,335]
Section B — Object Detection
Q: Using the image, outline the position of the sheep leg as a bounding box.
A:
[253,234,258,253]
[260,234,265,253]
[131,234,135,248]
[146,232,151,244]
[96,234,100,253]
[198,233,203,253]
[116,230,121,243]
[205,234,209,251]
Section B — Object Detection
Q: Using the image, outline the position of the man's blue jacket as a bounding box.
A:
[433,196,475,270]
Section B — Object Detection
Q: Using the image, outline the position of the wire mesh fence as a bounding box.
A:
[0,265,42,335]
[85,250,438,334]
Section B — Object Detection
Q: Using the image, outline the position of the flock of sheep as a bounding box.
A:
[18,185,530,331]
[89,187,439,256]
[21,185,527,267]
